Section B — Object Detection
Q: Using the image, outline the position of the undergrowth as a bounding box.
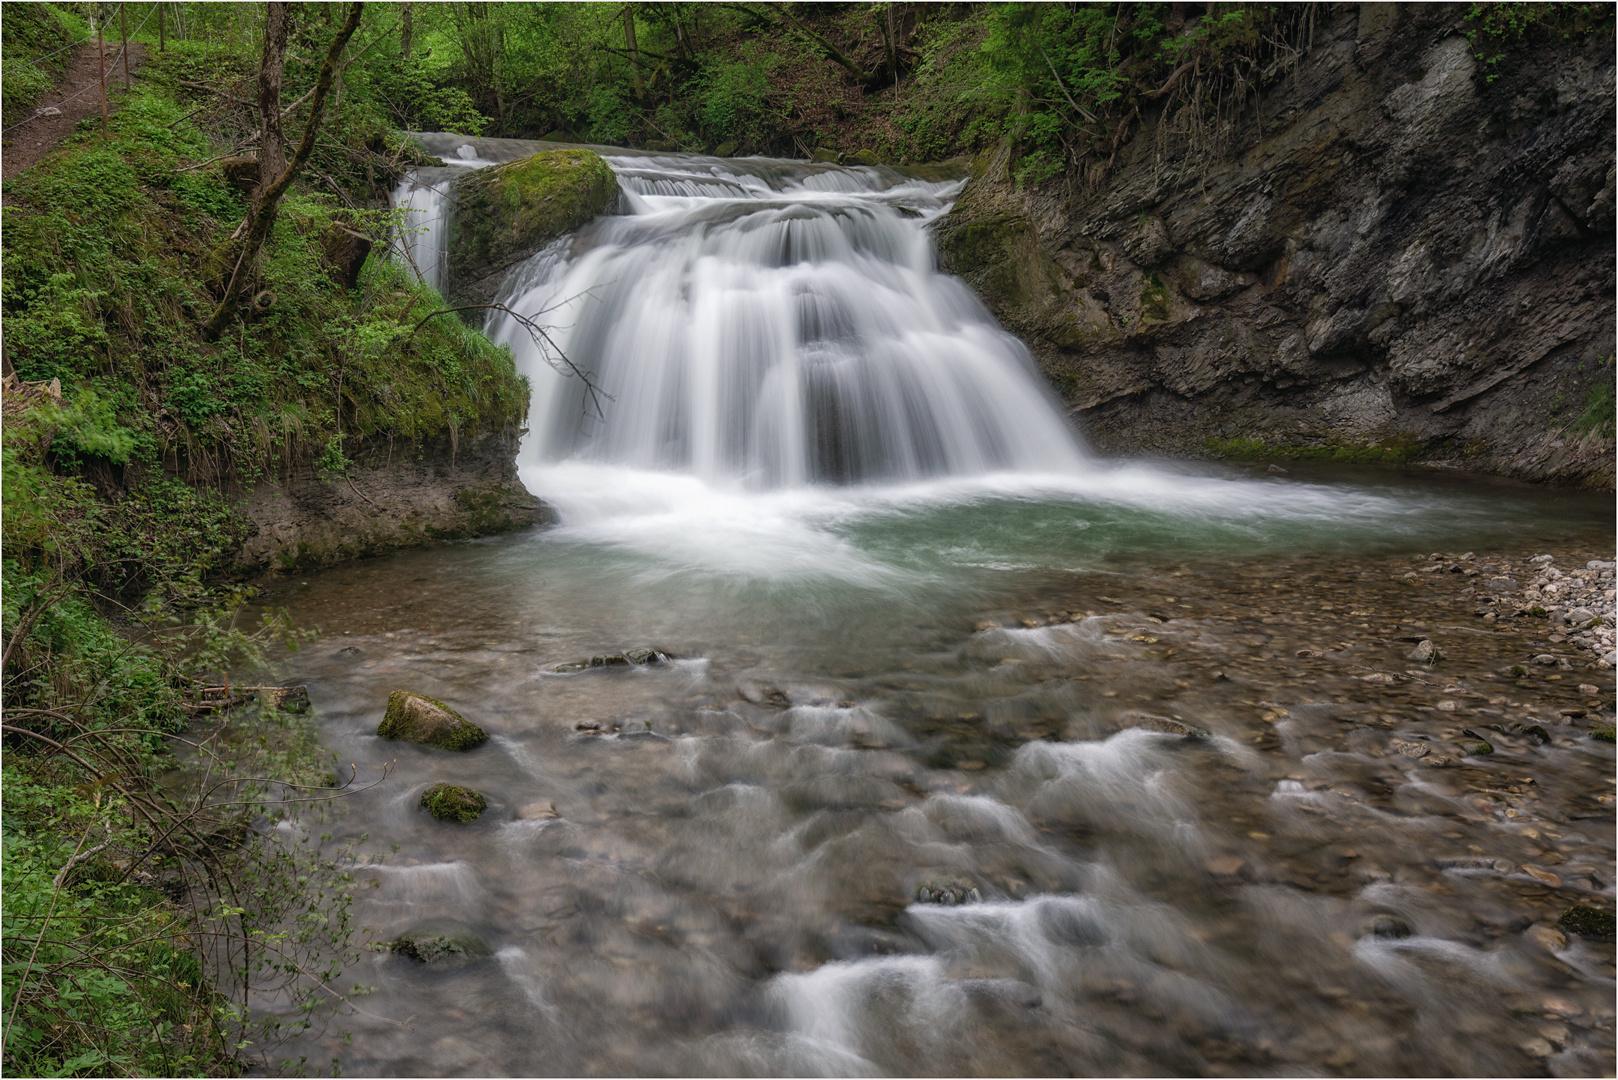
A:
[2,67,527,492]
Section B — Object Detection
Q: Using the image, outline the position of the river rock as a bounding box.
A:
[516,800,560,820]
[1556,904,1616,940]
[1117,711,1209,738]
[420,782,487,823]
[846,148,882,167]
[1526,923,1568,953]
[914,878,981,905]
[1364,914,1413,939]
[551,648,671,673]
[378,691,489,751]
[447,147,619,306]
[1406,638,1440,663]
[392,920,492,964]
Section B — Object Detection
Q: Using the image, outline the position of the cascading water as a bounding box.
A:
[397,137,1086,488]
[325,138,1618,1079]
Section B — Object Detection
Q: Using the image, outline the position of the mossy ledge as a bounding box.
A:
[447,147,619,307]
[419,782,488,823]
[378,691,489,751]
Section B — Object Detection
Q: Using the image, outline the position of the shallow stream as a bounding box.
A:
[257,144,1616,1076]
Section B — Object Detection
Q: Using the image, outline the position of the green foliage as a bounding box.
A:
[0,3,85,126]
[1571,356,1615,439]
[696,51,784,150]
[2,76,528,489]
[1463,3,1614,77]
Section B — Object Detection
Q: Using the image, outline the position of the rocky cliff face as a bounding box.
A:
[936,4,1615,487]
[236,428,549,572]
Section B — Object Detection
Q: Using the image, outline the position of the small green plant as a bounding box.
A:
[1463,3,1614,78]
[1571,356,1615,439]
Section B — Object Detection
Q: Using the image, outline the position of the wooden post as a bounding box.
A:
[97,17,109,140]
[120,3,130,89]
[158,1,164,52]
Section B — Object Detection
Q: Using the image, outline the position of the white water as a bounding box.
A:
[387,137,1516,582]
[397,139,1085,489]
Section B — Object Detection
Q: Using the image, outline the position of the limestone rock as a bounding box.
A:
[378,691,488,751]
[448,148,619,306]
[933,7,1616,487]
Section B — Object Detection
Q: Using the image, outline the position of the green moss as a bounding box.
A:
[1572,362,1615,439]
[378,690,489,751]
[419,783,487,823]
[1,81,529,490]
[1202,435,1429,464]
[1593,724,1616,743]
[1556,903,1616,939]
[1138,273,1173,324]
[391,922,492,963]
[448,147,618,289]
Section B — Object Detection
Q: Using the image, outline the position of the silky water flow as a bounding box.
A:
[248,139,1618,1076]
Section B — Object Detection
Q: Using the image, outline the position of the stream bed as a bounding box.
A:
[256,463,1615,1077]
[250,141,1618,1076]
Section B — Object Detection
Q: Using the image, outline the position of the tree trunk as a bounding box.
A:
[623,8,641,93]
[400,1,412,58]
[257,2,292,202]
[203,2,364,342]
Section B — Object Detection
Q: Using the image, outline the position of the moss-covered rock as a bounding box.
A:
[419,783,487,823]
[377,691,488,751]
[391,920,492,963]
[1556,904,1616,939]
[447,148,618,306]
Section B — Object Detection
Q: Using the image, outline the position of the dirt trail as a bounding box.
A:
[2,39,148,185]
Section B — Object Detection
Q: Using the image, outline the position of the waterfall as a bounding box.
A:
[394,138,1089,488]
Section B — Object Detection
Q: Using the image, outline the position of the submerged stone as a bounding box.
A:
[551,649,671,673]
[915,878,981,905]
[392,920,492,964]
[378,691,488,751]
[1118,712,1209,738]
[1365,914,1413,939]
[420,782,487,823]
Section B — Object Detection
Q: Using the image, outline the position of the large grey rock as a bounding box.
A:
[934,7,1615,488]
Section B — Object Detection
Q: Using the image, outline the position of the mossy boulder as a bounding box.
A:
[391,920,492,964]
[377,691,488,751]
[420,782,487,823]
[447,147,618,306]
[1556,904,1616,940]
